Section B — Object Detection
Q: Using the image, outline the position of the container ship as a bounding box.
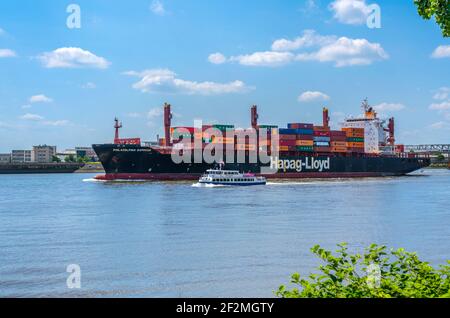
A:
[93,100,430,181]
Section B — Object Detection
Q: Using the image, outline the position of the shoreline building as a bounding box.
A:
[0,153,11,163]
[32,145,57,163]
[11,150,32,163]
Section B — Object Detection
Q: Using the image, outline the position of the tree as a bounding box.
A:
[65,154,76,163]
[414,0,450,37]
[52,155,61,163]
[277,243,450,298]
[77,156,90,163]
[437,153,445,161]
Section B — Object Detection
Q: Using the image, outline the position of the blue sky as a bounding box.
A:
[0,0,449,152]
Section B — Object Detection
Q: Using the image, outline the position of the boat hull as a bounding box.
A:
[92,144,430,181]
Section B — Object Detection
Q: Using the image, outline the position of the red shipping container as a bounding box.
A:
[280,140,297,147]
[115,138,141,145]
[330,135,347,142]
[314,131,331,137]
[296,134,314,140]
[314,126,331,132]
[330,131,347,137]
[288,123,314,129]
[279,134,297,140]
[314,147,331,152]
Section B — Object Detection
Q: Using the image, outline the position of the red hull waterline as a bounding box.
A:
[94,172,400,181]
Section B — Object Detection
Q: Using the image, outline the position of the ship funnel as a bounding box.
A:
[164,103,172,147]
[251,105,259,129]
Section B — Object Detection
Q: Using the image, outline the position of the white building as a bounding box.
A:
[11,150,32,163]
[32,145,57,163]
[0,153,11,163]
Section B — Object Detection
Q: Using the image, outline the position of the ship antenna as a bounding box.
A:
[361,98,370,113]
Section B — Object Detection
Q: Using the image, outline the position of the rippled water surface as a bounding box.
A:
[0,169,449,297]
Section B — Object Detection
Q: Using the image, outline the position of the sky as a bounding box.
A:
[0,0,449,152]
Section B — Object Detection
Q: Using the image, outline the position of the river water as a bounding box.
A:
[0,169,449,297]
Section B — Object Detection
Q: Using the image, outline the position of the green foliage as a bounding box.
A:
[437,153,445,161]
[51,155,61,163]
[277,243,450,298]
[77,156,90,163]
[65,154,76,163]
[414,0,450,37]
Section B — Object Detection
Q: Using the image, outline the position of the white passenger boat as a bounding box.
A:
[198,169,266,186]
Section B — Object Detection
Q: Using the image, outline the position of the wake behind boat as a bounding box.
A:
[198,169,267,186]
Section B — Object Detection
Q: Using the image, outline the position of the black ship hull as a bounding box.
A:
[92,144,430,180]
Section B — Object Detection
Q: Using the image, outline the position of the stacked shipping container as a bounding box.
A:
[313,126,331,153]
[171,123,365,154]
[342,128,365,153]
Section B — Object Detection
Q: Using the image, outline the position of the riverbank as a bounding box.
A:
[75,162,104,173]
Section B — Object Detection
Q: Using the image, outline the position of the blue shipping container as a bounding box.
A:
[279,128,314,135]
[314,141,330,147]
[314,136,331,142]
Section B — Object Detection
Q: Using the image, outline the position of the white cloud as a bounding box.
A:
[150,0,166,16]
[20,113,44,121]
[124,69,252,95]
[296,37,388,67]
[214,30,388,68]
[29,94,53,104]
[229,51,295,67]
[433,87,450,101]
[429,101,450,111]
[37,47,110,69]
[373,103,406,112]
[82,82,96,89]
[298,91,330,103]
[272,30,335,51]
[42,120,70,126]
[0,49,16,58]
[147,108,163,119]
[127,112,142,118]
[329,0,373,25]
[19,113,69,126]
[431,45,450,59]
[208,52,227,64]
[430,121,450,130]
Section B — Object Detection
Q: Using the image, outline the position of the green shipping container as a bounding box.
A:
[347,137,365,142]
[172,133,193,139]
[296,146,314,152]
[213,124,235,131]
[259,125,278,129]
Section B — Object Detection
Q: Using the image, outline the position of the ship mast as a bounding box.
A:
[114,117,122,143]
[164,103,172,147]
[251,105,258,129]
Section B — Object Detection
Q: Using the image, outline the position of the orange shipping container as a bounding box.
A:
[296,140,314,146]
[342,128,364,138]
[347,142,364,148]
[279,146,289,152]
[331,141,347,147]
[331,147,348,153]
